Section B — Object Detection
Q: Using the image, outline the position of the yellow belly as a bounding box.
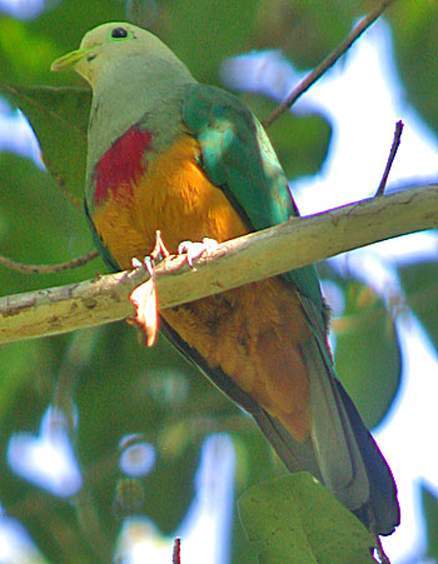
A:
[92,133,311,440]
[93,134,248,266]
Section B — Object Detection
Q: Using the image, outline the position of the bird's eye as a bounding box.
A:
[111,27,128,39]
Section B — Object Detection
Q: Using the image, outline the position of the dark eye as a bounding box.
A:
[112,27,128,39]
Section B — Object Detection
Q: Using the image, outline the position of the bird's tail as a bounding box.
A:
[252,335,400,536]
[334,379,400,534]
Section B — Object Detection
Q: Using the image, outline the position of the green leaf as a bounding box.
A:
[398,259,438,353]
[231,431,283,564]
[244,94,332,180]
[334,281,402,429]
[389,2,438,134]
[0,84,91,198]
[238,473,373,563]
[420,482,438,560]
[158,0,260,83]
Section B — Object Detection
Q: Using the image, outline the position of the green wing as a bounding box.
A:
[183,83,324,318]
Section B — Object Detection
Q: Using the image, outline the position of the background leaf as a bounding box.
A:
[398,259,438,353]
[0,85,91,198]
[389,1,438,134]
[157,0,260,83]
[333,280,402,429]
[420,482,438,561]
[238,473,373,563]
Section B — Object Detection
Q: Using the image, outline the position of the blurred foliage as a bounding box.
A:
[398,259,438,353]
[420,482,438,561]
[238,473,373,563]
[333,280,401,429]
[156,0,260,84]
[0,0,436,562]
[389,1,438,134]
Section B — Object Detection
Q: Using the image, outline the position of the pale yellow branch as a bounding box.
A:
[0,184,437,345]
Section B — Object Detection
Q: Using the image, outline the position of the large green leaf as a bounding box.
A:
[238,473,373,563]
[231,431,284,564]
[334,281,402,429]
[0,85,91,198]
[398,260,438,353]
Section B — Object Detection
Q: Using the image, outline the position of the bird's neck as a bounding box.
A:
[85,52,194,203]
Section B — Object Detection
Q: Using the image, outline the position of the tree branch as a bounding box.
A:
[0,250,98,274]
[1,184,437,345]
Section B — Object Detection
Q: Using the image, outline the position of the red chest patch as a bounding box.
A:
[94,126,152,205]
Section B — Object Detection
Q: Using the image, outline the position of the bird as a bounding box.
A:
[51,21,400,536]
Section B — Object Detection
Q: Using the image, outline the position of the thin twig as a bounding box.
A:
[375,120,404,197]
[263,0,397,127]
[172,538,181,564]
[375,534,391,563]
[0,250,98,274]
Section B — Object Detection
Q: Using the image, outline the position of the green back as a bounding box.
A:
[183,84,324,316]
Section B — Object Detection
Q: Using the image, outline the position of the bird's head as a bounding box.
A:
[51,22,178,87]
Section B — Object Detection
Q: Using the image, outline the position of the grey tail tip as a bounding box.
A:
[336,380,400,536]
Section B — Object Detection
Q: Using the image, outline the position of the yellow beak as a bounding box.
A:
[51,47,93,72]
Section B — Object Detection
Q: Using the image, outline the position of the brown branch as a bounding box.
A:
[263,0,398,127]
[0,250,98,274]
[172,538,181,564]
[375,534,390,564]
[0,183,436,346]
[375,120,404,197]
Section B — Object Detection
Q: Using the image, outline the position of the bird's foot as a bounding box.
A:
[178,237,219,268]
[150,229,170,262]
[129,231,168,348]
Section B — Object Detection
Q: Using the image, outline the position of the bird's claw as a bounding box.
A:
[129,231,168,348]
[150,229,170,262]
[178,237,219,268]
[131,255,154,275]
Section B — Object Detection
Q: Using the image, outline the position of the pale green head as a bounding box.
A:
[51,22,190,88]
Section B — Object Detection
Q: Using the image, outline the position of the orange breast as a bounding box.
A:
[93,134,311,440]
